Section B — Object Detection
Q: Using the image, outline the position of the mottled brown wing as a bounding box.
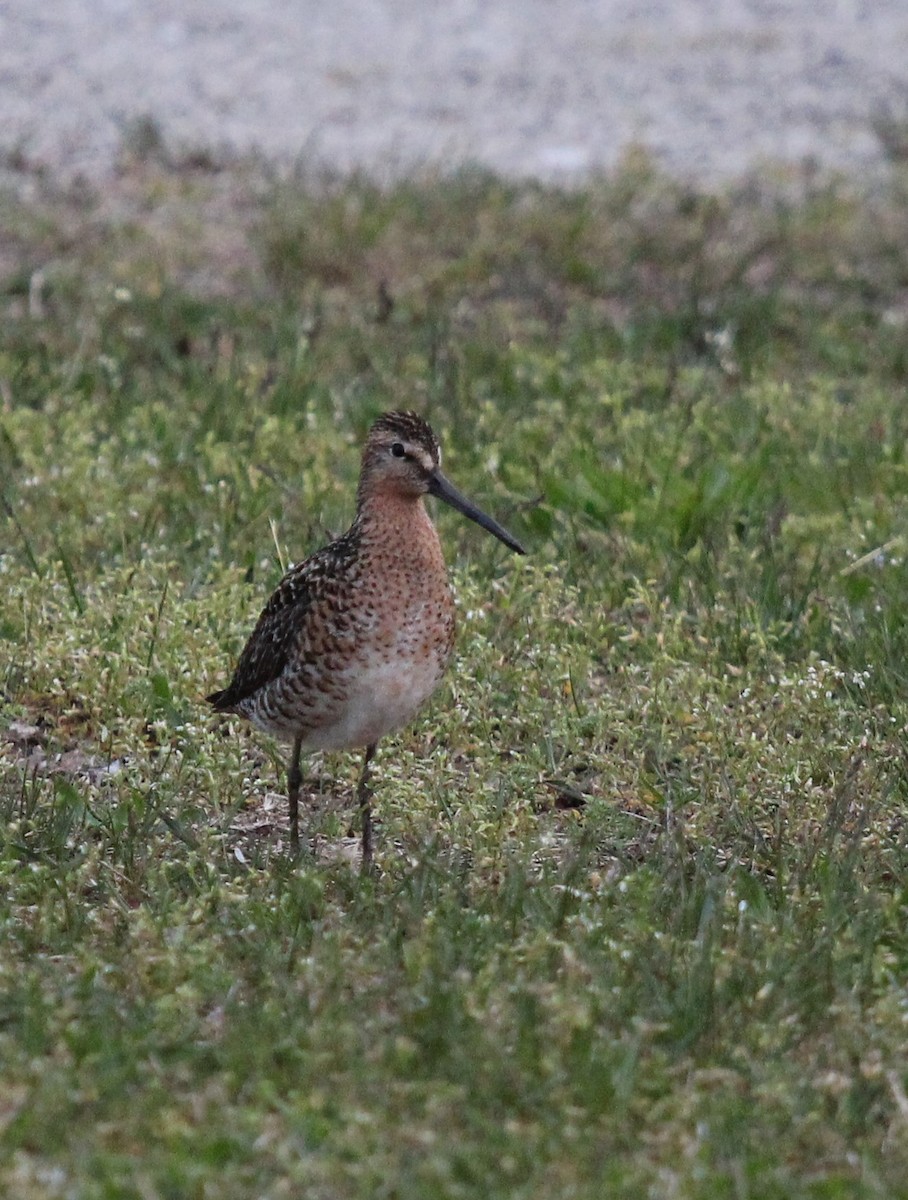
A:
[207,535,357,711]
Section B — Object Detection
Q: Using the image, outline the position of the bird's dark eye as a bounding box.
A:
[390,442,406,458]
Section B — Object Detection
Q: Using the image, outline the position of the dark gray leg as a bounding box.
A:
[287,735,303,854]
[357,743,377,869]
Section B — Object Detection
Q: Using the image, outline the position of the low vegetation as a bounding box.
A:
[3,146,908,1196]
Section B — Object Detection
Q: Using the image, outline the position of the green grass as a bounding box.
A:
[4,151,908,1196]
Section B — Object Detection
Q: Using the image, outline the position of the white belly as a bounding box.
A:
[302,653,445,751]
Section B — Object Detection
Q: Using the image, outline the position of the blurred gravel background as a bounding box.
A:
[2,0,908,181]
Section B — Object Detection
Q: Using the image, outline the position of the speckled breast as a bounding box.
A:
[311,528,456,750]
[244,503,457,750]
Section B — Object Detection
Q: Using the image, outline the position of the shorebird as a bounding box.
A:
[207,410,525,866]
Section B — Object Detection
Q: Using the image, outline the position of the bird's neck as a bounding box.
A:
[354,493,444,566]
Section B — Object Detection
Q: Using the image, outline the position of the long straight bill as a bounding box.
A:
[428,470,526,554]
